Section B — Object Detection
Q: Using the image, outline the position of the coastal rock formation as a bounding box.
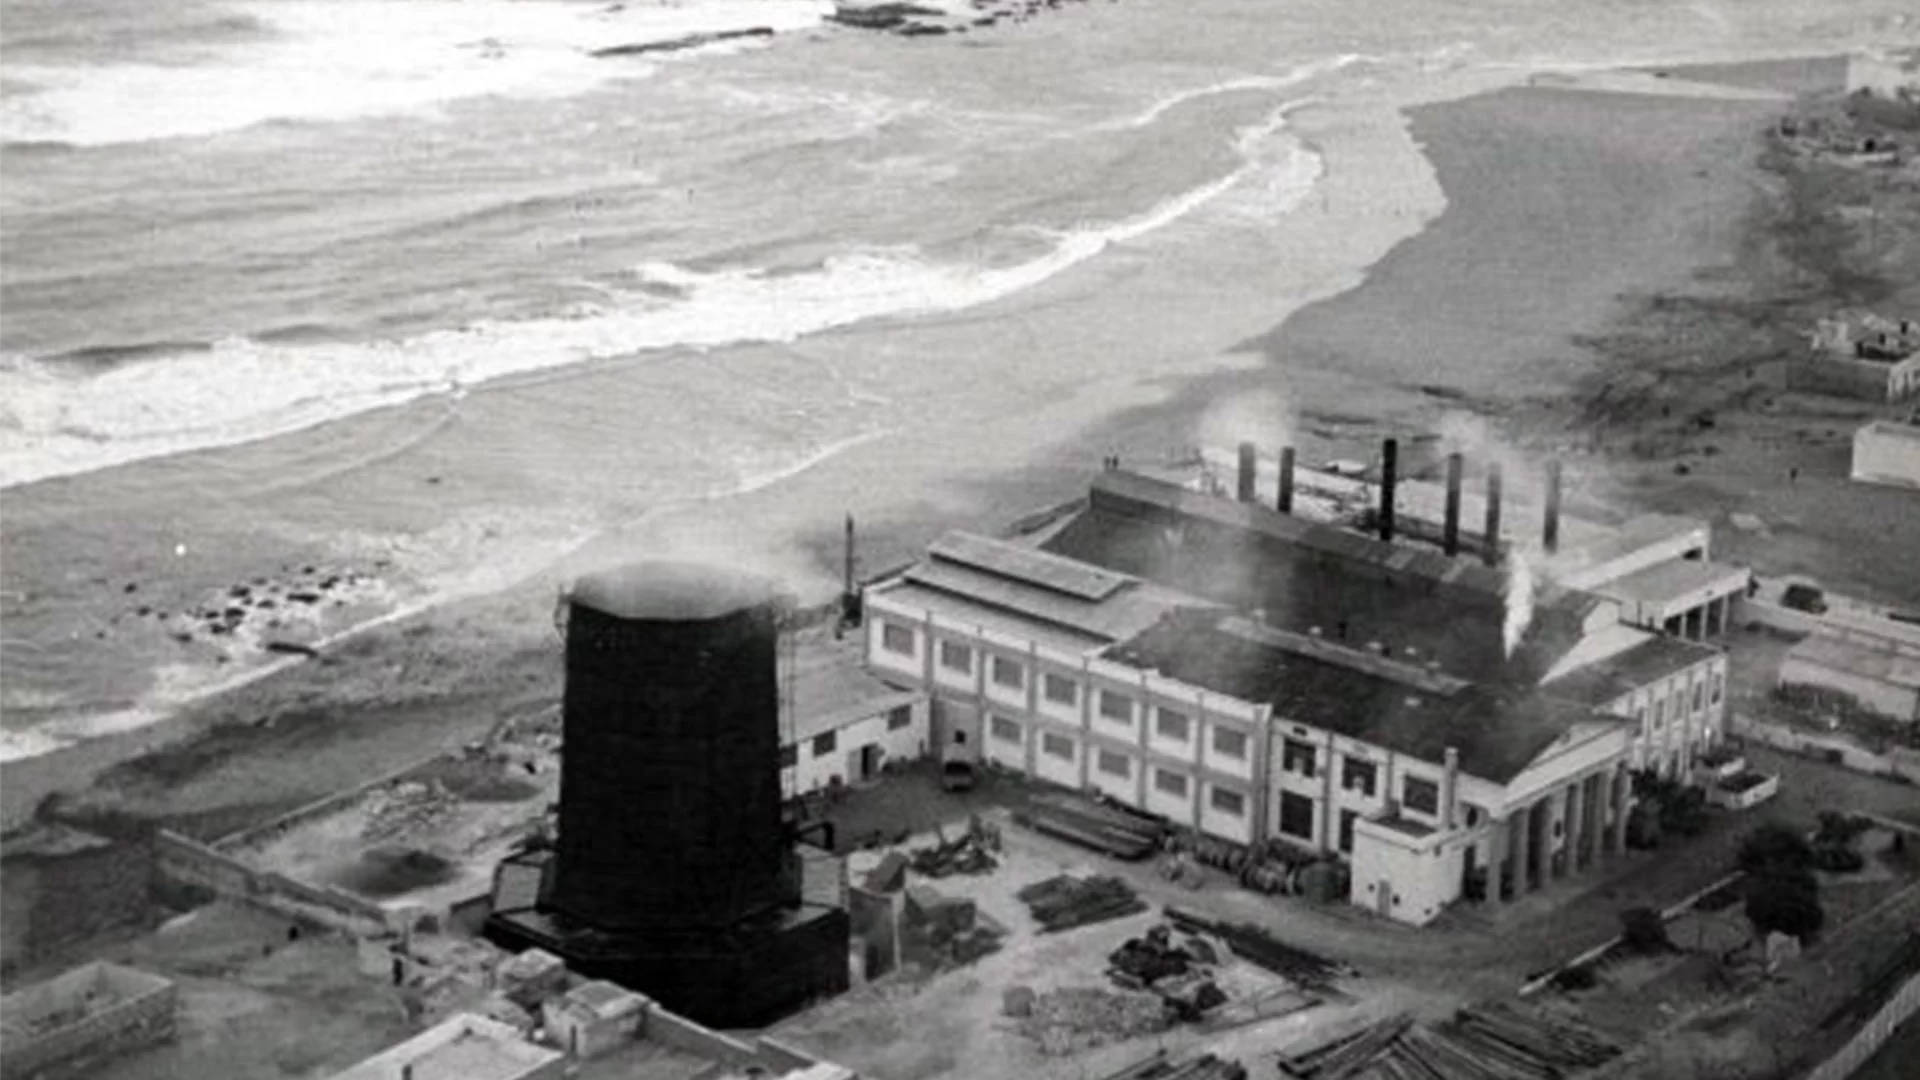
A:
[829,0,1109,39]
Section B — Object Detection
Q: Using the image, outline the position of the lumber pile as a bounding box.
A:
[1014,792,1166,859]
[1276,1002,1622,1079]
[1018,874,1146,932]
[1164,907,1352,990]
[1098,1048,1249,1080]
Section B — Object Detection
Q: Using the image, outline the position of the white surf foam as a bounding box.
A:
[1094,54,1364,132]
[0,0,833,146]
[0,107,1324,489]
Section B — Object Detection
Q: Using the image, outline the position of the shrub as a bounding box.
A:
[1745,868,1824,941]
[1738,821,1813,876]
[1811,845,1865,873]
[1620,906,1672,953]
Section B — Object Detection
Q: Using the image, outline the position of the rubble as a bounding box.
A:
[361,780,457,842]
[1016,986,1172,1055]
[907,815,1001,877]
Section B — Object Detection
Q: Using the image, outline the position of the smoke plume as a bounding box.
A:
[1502,549,1535,659]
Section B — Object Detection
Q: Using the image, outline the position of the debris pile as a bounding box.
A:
[1018,874,1146,932]
[1014,986,1172,1055]
[1277,1003,1623,1079]
[908,815,1002,877]
[900,884,1004,969]
[1107,924,1227,1021]
[1164,907,1351,991]
[361,780,458,842]
[1015,792,1165,859]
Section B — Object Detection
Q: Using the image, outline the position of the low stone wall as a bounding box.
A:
[0,963,177,1078]
[212,754,441,851]
[1730,715,1920,785]
[153,829,388,936]
[1801,972,1920,1080]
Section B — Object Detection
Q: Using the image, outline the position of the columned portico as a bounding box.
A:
[1565,775,1588,873]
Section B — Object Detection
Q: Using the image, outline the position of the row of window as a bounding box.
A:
[988,714,1248,816]
[1634,669,1722,736]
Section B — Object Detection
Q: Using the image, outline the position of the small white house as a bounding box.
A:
[1851,420,1920,491]
[783,640,928,798]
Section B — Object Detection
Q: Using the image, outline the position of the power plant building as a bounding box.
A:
[863,465,1729,925]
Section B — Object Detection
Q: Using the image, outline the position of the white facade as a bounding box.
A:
[1852,421,1920,491]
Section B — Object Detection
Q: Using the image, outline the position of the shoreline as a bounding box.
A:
[0,51,1876,837]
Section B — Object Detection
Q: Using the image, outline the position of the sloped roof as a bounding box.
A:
[1043,472,1596,684]
[1542,633,1723,705]
[1104,609,1600,783]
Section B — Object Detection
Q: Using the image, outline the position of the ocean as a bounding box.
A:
[1,0,1911,760]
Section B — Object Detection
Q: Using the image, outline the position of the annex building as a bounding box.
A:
[862,465,1728,926]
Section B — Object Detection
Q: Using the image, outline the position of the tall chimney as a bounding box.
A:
[840,513,861,628]
[1443,452,1463,556]
[1277,446,1296,514]
[1543,459,1563,553]
[1442,746,1460,828]
[1484,464,1503,567]
[1237,442,1257,503]
[1378,438,1398,542]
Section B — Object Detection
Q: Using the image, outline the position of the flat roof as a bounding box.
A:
[1104,609,1602,783]
[875,581,1115,655]
[1600,559,1749,606]
[328,1014,561,1080]
[1857,420,1920,444]
[928,531,1132,600]
[1787,634,1920,689]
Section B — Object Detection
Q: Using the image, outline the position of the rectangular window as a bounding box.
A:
[1278,791,1314,840]
[1402,776,1439,816]
[780,744,798,769]
[887,706,911,731]
[1711,672,1724,705]
[1097,749,1131,777]
[1155,708,1190,741]
[1636,704,1649,734]
[990,715,1021,743]
[1041,733,1074,761]
[1212,727,1249,760]
[938,640,972,673]
[991,655,1025,689]
[1283,738,1316,777]
[1692,682,1705,712]
[1338,809,1358,853]
[812,731,837,757]
[1209,787,1246,817]
[1342,757,1377,796]
[881,622,914,656]
[1653,698,1666,728]
[1043,673,1078,706]
[1101,690,1134,723]
[1153,768,1188,798]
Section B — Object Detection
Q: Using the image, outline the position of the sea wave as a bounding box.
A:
[0,0,834,147]
[0,102,1323,488]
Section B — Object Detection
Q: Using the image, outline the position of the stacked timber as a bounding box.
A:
[1014,792,1166,859]
[1276,1002,1622,1079]
[1017,874,1146,932]
[1164,907,1352,990]
[1098,1048,1248,1080]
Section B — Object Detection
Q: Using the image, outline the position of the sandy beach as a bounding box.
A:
[8,44,1920,847]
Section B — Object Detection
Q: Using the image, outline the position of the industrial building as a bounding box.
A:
[1779,634,1920,723]
[862,452,1730,925]
[486,563,849,1027]
[1851,419,1920,490]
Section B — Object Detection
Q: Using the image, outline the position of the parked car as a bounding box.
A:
[1782,583,1828,614]
[940,758,977,792]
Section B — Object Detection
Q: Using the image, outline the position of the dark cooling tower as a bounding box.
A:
[551,563,789,931]
[487,562,849,1028]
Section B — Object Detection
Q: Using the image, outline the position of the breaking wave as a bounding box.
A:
[0,0,834,146]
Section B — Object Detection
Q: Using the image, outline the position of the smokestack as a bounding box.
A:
[1443,453,1463,556]
[1484,464,1503,567]
[1543,459,1563,553]
[1237,442,1256,503]
[1442,747,1459,828]
[1378,438,1397,542]
[1277,446,1296,514]
[840,514,861,629]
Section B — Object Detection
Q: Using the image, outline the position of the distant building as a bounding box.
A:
[862,469,1730,926]
[1,961,177,1079]
[1793,315,1920,403]
[327,1013,563,1080]
[1851,420,1920,490]
[1846,47,1920,101]
[1779,634,1920,723]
